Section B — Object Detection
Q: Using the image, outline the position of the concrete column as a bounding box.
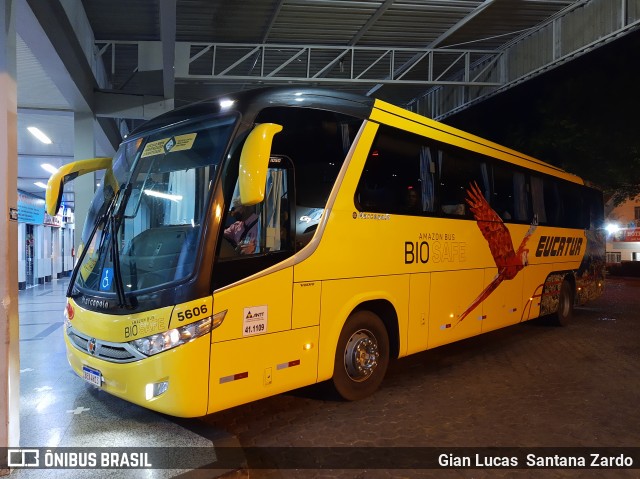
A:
[73,111,95,253]
[52,226,61,278]
[0,0,20,470]
[17,222,25,289]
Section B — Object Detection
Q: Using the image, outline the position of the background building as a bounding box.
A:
[605,195,640,264]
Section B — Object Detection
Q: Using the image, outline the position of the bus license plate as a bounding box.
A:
[82,365,102,388]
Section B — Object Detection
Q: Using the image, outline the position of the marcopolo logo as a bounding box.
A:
[535,236,583,257]
[353,211,390,221]
[81,297,111,309]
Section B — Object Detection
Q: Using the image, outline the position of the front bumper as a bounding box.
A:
[64,329,211,417]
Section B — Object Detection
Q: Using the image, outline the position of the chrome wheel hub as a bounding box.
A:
[344,329,379,382]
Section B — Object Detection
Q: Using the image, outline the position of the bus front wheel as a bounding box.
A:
[553,279,574,326]
[332,310,389,401]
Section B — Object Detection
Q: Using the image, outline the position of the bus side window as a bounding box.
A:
[490,164,529,222]
[530,175,547,225]
[254,106,363,251]
[263,167,291,253]
[543,178,562,226]
[213,159,295,289]
[219,166,292,259]
[438,150,487,217]
[559,182,586,228]
[355,125,428,216]
[530,174,591,229]
[513,172,529,222]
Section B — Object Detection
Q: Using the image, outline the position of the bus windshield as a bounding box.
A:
[74,115,236,297]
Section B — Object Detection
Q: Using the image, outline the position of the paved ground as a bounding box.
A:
[13,276,640,479]
[183,276,640,479]
[15,279,217,479]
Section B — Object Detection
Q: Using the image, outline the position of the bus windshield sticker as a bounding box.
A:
[243,305,268,337]
[79,255,97,281]
[100,267,114,291]
[141,133,197,158]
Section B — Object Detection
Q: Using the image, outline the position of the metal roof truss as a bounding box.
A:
[97,41,503,87]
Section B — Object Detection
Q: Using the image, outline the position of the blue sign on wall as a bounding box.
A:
[17,190,45,225]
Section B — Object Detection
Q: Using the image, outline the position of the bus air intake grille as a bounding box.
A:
[99,344,137,361]
[68,332,89,351]
[66,327,146,363]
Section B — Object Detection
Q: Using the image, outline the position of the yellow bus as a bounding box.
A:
[47,88,605,417]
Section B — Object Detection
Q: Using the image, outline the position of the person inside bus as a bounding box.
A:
[224,198,260,254]
[401,186,422,214]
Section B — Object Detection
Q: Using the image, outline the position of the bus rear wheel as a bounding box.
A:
[553,279,574,326]
[332,310,389,401]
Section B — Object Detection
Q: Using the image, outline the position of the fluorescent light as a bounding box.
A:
[219,99,234,109]
[143,189,182,202]
[27,127,52,144]
[34,181,48,189]
[41,163,58,175]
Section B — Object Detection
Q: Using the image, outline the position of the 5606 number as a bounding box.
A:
[177,305,208,321]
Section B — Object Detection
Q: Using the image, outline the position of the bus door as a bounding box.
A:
[208,156,319,413]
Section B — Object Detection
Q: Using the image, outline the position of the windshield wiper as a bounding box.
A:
[70,183,134,308]
[110,182,134,309]
[66,192,118,299]
[110,215,129,308]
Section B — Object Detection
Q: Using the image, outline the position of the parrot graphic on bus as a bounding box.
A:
[455,182,537,326]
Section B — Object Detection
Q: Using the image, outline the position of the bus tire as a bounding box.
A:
[332,310,389,401]
[553,279,574,326]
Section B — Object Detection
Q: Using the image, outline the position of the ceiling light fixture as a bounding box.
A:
[41,163,58,175]
[34,181,48,189]
[27,127,52,144]
[143,189,182,202]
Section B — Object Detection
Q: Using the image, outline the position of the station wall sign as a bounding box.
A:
[17,190,45,225]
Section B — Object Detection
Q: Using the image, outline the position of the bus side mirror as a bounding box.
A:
[238,123,283,206]
[46,157,112,215]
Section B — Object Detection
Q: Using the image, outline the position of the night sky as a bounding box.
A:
[445,28,640,191]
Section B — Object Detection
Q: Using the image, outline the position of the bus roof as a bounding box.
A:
[129,87,582,185]
[130,87,375,137]
[371,97,584,185]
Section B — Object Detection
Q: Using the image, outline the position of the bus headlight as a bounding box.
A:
[130,317,213,356]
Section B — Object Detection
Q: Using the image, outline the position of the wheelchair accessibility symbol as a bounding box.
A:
[100,267,113,291]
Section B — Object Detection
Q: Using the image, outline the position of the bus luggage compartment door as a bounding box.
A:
[428,270,484,349]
